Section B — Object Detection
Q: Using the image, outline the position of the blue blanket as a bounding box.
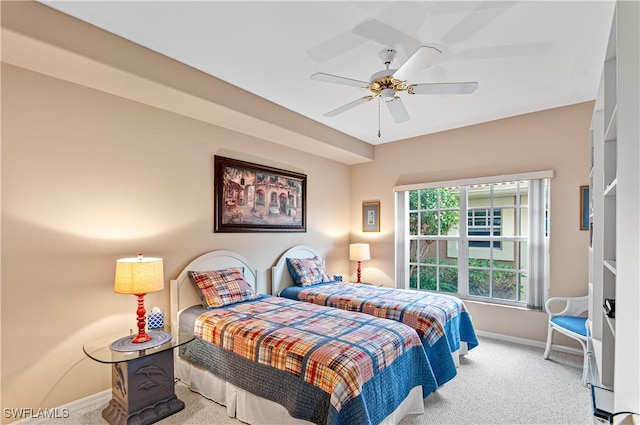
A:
[280,282,479,387]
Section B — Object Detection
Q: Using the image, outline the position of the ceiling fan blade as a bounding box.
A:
[324,96,373,117]
[352,19,421,57]
[393,46,443,81]
[408,82,478,95]
[455,42,553,60]
[311,72,368,88]
[386,97,410,123]
[442,2,516,45]
[426,1,484,16]
[306,32,368,63]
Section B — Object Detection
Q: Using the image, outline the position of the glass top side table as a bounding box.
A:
[83,328,194,364]
[83,328,195,425]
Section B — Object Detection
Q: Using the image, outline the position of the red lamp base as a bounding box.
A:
[356,261,362,284]
[132,333,152,343]
[132,293,152,343]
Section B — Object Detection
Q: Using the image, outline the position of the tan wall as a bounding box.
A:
[0,63,352,421]
[349,102,593,343]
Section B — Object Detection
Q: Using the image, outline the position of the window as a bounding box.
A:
[468,208,501,248]
[408,187,460,294]
[395,171,551,309]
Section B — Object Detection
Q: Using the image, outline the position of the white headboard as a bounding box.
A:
[169,250,258,332]
[271,245,322,296]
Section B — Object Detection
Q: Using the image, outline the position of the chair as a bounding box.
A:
[543,295,590,385]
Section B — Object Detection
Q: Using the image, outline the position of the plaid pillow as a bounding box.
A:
[188,268,258,308]
[286,256,332,287]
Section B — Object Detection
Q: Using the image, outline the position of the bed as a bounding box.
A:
[272,245,479,387]
[170,250,438,425]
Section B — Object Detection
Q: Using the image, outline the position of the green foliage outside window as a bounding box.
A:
[409,189,460,282]
[468,259,525,299]
[409,189,460,236]
[409,258,525,300]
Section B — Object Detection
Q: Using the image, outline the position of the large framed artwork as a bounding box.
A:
[214,156,306,233]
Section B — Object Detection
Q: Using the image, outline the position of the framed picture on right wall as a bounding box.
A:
[362,201,380,232]
[580,185,589,231]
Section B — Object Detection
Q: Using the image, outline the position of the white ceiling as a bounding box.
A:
[42,1,615,146]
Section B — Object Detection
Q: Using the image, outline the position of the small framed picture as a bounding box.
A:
[580,185,589,231]
[362,201,380,232]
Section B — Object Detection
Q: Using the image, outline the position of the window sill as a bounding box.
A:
[463,298,545,313]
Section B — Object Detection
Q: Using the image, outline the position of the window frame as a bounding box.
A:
[394,171,552,309]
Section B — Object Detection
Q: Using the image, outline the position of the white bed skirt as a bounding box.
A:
[452,341,469,368]
[175,355,425,425]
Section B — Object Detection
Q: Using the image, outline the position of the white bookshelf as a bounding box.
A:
[589,0,640,415]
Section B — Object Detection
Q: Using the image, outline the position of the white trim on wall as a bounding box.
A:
[475,330,583,356]
[12,390,110,424]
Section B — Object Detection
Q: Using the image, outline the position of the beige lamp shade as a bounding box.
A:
[349,243,371,262]
[114,255,164,295]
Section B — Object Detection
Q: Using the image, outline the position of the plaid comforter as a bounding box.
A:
[194,296,432,418]
[280,282,479,386]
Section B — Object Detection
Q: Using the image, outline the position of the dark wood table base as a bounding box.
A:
[102,349,185,425]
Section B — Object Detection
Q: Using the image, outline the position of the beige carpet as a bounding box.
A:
[39,336,593,425]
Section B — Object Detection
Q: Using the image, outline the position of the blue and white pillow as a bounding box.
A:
[286,256,332,286]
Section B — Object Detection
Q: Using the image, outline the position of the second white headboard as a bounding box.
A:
[271,245,322,296]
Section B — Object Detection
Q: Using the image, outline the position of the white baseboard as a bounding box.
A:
[12,390,110,424]
[476,330,584,356]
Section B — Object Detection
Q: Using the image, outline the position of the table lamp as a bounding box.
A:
[114,254,164,343]
[349,243,370,283]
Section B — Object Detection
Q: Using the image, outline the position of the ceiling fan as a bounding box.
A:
[311,46,478,127]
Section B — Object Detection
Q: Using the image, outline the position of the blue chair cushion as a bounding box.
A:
[551,316,588,336]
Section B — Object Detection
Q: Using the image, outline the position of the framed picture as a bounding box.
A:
[214,156,306,233]
[580,185,589,231]
[362,201,380,232]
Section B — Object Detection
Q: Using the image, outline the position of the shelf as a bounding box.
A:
[592,337,603,378]
[592,385,615,422]
[605,105,617,142]
[604,178,617,197]
[604,259,617,274]
[603,312,616,337]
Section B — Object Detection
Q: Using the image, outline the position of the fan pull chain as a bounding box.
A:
[378,97,381,138]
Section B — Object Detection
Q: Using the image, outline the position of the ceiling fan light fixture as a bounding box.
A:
[381,88,396,101]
